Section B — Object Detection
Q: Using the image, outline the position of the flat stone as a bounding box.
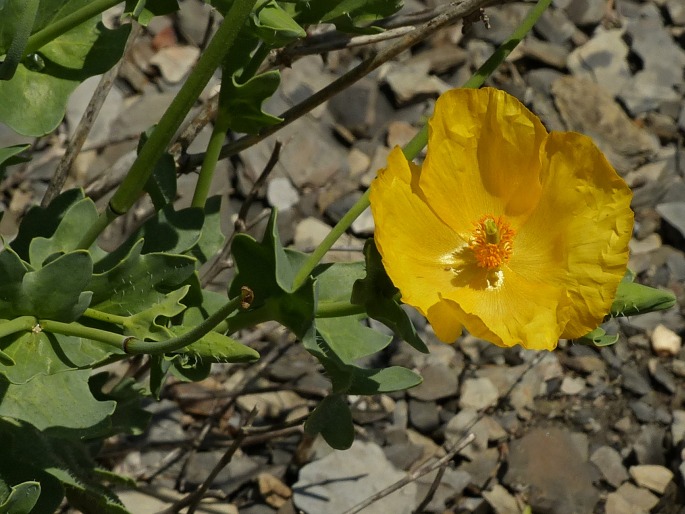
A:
[619,70,682,115]
[328,78,378,138]
[66,75,124,148]
[384,60,450,105]
[535,7,577,44]
[629,233,661,255]
[560,376,585,395]
[567,29,631,97]
[460,447,500,489]
[604,492,644,514]
[671,410,685,446]
[521,37,569,68]
[482,484,519,514]
[629,465,673,494]
[350,206,374,236]
[650,324,682,356]
[633,425,667,466]
[616,482,660,511]
[150,45,200,83]
[552,76,658,173]
[647,358,677,393]
[293,441,416,514]
[620,365,651,396]
[415,468,471,512]
[408,399,440,433]
[266,177,299,211]
[657,202,685,239]
[668,0,685,24]
[408,362,459,401]
[503,428,599,514]
[459,377,499,410]
[119,486,236,514]
[563,0,605,25]
[184,452,264,495]
[590,446,629,488]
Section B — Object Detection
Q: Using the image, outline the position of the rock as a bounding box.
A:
[552,76,658,174]
[184,452,264,495]
[657,202,685,240]
[620,365,652,396]
[177,0,215,46]
[408,399,440,434]
[460,447,500,489]
[563,0,605,25]
[647,358,677,394]
[383,60,450,105]
[328,78,378,139]
[535,8,577,44]
[629,233,661,255]
[630,400,656,424]
[671,410,685,445]
[258,473,292,509]
[521,38,569,68]
[350,206,374,236]
[604,492,644,514]
[650,324,682,356]
[567,29,631,97]
[236,391,307,419]
[415,468,471,512]
[119,486,237,514]
[150,45,200,83]
[470,3,529,44]
[560,376,586,395]
[590,446,629,488]
[503,428,599,514]
[408,362,459,402]
[667,0,685,24]
[266,177,299,211]
[629,464,673,494]
[66,75,124,148]
[459,377,499,410]
[386,120,418,149]
[615,482,660,511]
[619,70,683,116]
[482,484,519,514]
[292,440,417,514]
[405,45,467,74]
[633,425,667,466]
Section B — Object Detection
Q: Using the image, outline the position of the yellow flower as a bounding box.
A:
[370,88,633,350]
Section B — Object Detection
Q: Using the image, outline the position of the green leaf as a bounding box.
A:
[224,70,283,134]
[121,286,190,340]
[11,189,85,261]
[0,481,41,514]
[0,144,30,181]
[0,329,121,385]
[28,197,99,268]
[0,16,130,136]
[172,329,260,363]
[0,370,115,437]
[123,0,179,25]
[352,239,428,353]
[90,373,152,437]
[0,248,92,322]
[304,394,353,450]
[252,0,305,46]
[187,195,226,264]
[168,353,212,382]
[289,0,403,33]
[575,326,620,347]
[316,315,391,363]
[314,260,366,304]
[347,365,421,395]
[610,280,676,317]
[89,239,196,315]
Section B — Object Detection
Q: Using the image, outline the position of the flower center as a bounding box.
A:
[469,215,515,270]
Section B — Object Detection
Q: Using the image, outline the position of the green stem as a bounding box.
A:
[75,204,119,250]
[224,304,276,336]
[77,0,258,249]
[24,0,123,56]
[291,0,552,291]
[0,316,37,338]
[191,67,233,208]
[237,42,270,82]
[82,308,128,326]
[316,301,366,318]
[0,0,39,80]
[40,319,132,350]
[124,295,243,354]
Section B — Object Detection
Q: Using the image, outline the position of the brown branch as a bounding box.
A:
[341,433,476,514]
[42,23,141,207]
[180,0,495,173]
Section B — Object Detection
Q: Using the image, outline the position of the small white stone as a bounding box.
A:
[459,378,499,410]
[651,324,682,356]
[266,177,299,211]
[482,484,519,514]
[560,376,586,395]
[629,464,674,494]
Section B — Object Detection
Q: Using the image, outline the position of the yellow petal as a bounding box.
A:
[370,147,465,318]
[426,300,463,343]
[419,88,548,235]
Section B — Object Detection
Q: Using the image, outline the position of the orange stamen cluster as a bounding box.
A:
[469,215,515,269]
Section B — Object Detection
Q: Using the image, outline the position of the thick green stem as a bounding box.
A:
[77,0,258,249]
[316,301,366,318]
[82,308,128,326]
[291,0,552,291]
[75,204,119,250]
[124,295,243,354]
[191,69,233,208]
[39,319,131,350]
[24,0,123,56]
[0,0,39,80]
[0,316,37,339]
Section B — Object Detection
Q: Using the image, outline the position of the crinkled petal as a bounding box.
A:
[426,300,463,343]
[420,88,548,234]
[370,147,466,319]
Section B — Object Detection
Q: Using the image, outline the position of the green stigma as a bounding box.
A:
[484,218,499,244]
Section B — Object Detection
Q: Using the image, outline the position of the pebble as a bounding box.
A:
[149,45,200,83]
[671,410,685,446]
[415,468,471,512]
[647,358,677,393]
[459,377,499,410]
[590,446,629,488]
[293,440,416,514]
[620,365,652,396]
[408,399,441,433]
[266,177,299,211]
[650,324,682,356]
[615,482,660,511]
[629,233,661,255]
[482,484,520,514]
[408,362,459,402]
[629,464,674,494]
[560,375,586,395]
[384,60,450,105]
[604,491,644,514]
[657,202,685,240]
